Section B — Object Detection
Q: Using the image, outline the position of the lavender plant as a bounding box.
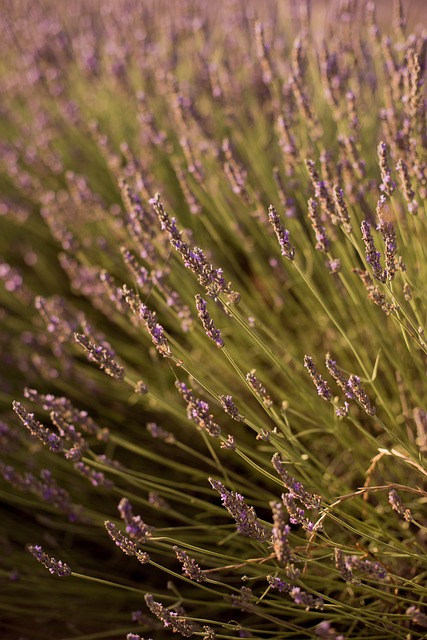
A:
[1,1,427,638]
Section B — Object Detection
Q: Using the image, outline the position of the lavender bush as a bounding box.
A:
[1,1,427,638]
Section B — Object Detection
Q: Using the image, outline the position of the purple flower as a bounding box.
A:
[272,453,321,510]
[377,141,396,196]
[195,295,224,348]
[388,489,412,521]
[74,333,125,380]
[361,220,385,283]
[122,286,171,357]
[209,478,269,541]
[27,545,71,577]
[290,586,324,610]
[219,394,244,421]
[144,594,197,637]
[12,401,64,453]
[268,205,295,260]
[173,546,206,582]
[376,196,397,280]
[246,370,273,407]
[347,375,376,416]
[74,462,114,488]
[105,521,150,564]
[304,356,332,401]
[175,381,221,437]
[150,194,239,302]
[270,501,292,564]
[307,198,330,253]
[146,422,175,443]
[282,492,316,531]
[266,575,291,592]
[118,498,154,542]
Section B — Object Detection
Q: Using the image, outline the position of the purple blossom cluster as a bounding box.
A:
[290,586,324,610]
[376,196,398,280]
[281,493,316,532]
[1,1,426,637]
[270,500,292,565]
[245,370,273,407]
[268,205,295,260]
[388,489,412,521]
[23,388,109,441]
[175,381,221,438]
[307,198,330,253]
[27,545,71,577]
[150,194,238,301]
[315,621,345,639]
[118,497,154,542]
[334,548,387,582]
[361,220,385,283]
[347,375,376,416]
[396,158,418,214]
[74,332,125,380]
[144,594,198,637]
[105,521,150,564]
[173,546,207,582]
[353,268,397,315]
[12,401,64,453]
[266,576,323,610]
[209,478,269,542]
[377,141,396,196]
[74,462,114,488]
[303,356,332,401]
[272,453,321,510]
[219,394,245,421]
[195,295,224,348]
[122,285,171,357]
[146,422,175,443]
[0,463,82,522]
[332,186,352,233]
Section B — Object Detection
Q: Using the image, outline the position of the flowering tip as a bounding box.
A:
[74,333,125,380]
[268,205,295,260]
[27,544,71,577]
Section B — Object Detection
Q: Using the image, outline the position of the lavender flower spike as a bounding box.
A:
[219,394,245,421]
[360,220,385,283]
[105,521,150,564]
[347,375,376,416]
[144,594,197,637]
[303,356,332,401]
[272,453,321,509]
[173,546,207,582]
[74,333,125,380]
[195,295,224,348]
[209,477,269,541]
[268,205,295,260]
[122,285,172,358]
[150,193,239,301]
[13,401,64,453]
[376,196,397,280]
[307,198,330,253]
[118,497,154,542]
[246,370,273,407]
[28,545,71,577]
[388,489,412,521]
[270,500,292,564]
[175,381,221,437]
[377,141,396,196]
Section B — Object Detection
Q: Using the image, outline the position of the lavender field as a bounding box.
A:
[1,1,427,639]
